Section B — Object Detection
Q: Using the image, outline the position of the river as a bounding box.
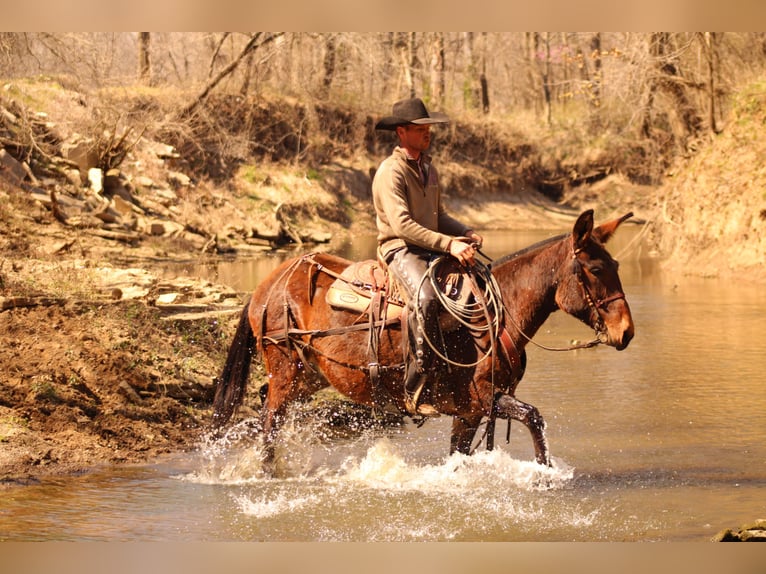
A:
[1,224,764,542]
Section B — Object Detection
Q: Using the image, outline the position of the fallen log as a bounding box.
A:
[84,228,141,244]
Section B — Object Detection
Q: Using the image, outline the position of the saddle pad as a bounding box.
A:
[326,259,404,318]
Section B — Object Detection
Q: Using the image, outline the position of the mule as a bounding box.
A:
[212,209,635,467]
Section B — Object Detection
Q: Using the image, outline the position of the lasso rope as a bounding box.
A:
[415,257,505,369]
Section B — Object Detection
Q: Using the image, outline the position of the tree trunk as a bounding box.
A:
[534,32,553,126]
[239,50,255,95]
[561,33,571,111]
[138,32,151,84]
[524,32,540,112]
[701,32,722,134]
[590,33,602,107]
[651,32,704,140]
[208,32,230,79]
[429,33,445,105]
[480,32,490,114]
[321,34,337,99]
[395,32,416,98]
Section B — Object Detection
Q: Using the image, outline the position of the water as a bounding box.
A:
[1,225,765,542]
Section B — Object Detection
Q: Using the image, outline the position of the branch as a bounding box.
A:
[208,32,231,78]
[178,32,284,120]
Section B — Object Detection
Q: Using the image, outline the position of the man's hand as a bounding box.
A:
[449,238,477,266]
[465,230,483,248]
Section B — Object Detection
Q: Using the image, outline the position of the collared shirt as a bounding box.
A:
[372,146,470,259]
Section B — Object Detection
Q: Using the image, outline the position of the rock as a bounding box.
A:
[0,148,26,185]
[112,195,134,217]
[740,529,766,541]
[103,168,124,195]
[64,168,83,187]
[713,519,766,541]
[133,175,155,189]
[61,136,99,173]
[146,221,166,236]
[93,203,120,224]
[167,171,191,188]
[88,167,103,193]
[118,381,143,405]
[153,187,179,205]
[46,240,76,255]
[141,140,179,160]
[304,229,332,243]
[156,293,179,304]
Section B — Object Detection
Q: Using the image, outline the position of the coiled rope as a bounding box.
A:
[416,256,505,368]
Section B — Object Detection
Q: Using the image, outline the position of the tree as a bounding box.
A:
[700,32,723,134]
[178,32,284,119]
[589,33,602,108]
[138,32,151,84]
[321,34,337,99]
[643,33,704,143]
[428,33,446,106]
[395,32,416,98]
[533,32,553,126]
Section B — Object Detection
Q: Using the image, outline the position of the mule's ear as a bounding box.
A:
[573,209,594,251]
[593,212,633,244]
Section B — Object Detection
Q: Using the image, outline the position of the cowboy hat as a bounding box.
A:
[374,97,449,131]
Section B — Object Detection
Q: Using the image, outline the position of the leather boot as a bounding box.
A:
[403,320,440,417]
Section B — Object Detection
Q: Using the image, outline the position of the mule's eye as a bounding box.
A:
[589,265,603,276]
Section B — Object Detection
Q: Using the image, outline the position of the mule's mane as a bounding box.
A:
[491,232,568,268]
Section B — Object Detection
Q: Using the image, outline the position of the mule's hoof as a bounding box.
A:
[375,402,404,417]
[414,403,440,417]
[404,392,440,418]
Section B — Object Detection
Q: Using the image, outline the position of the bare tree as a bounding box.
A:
[590,33,602,108]
[321,34,337,99]
[179,32,284,119]
[534,32,553,125]
[479,32,490,114]
[207,33,230,79]
[700,32,723,134]
[642,33,704,143]
[428,33,446,105]
[138,32,151,84]
[395,32,417,98]
[463,32,477,110]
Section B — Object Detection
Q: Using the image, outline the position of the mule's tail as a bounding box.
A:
[212,297,256,428]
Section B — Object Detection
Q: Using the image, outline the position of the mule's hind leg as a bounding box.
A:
[259,347,315,465]
[450,415,484,455]
[494,394,551,466]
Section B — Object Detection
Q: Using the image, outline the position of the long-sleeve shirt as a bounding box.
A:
[372,146,470,259]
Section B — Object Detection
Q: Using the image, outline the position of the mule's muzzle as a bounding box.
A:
[608,321,634,351]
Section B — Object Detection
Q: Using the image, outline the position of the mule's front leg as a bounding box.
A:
[259,405,280,465]
[450,415,484,455]
[494,394,551,466]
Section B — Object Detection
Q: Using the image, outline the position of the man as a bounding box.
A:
[372,97,483,417]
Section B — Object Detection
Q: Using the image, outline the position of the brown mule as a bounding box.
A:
[212,210,635,468]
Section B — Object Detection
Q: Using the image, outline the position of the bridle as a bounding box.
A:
[498,237,625,353]
[571,238,626,343]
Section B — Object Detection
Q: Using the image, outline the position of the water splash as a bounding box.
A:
[180,431,601,540]
[337,438,573,492]
[234,492,321,518]
[181,417,271,484]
